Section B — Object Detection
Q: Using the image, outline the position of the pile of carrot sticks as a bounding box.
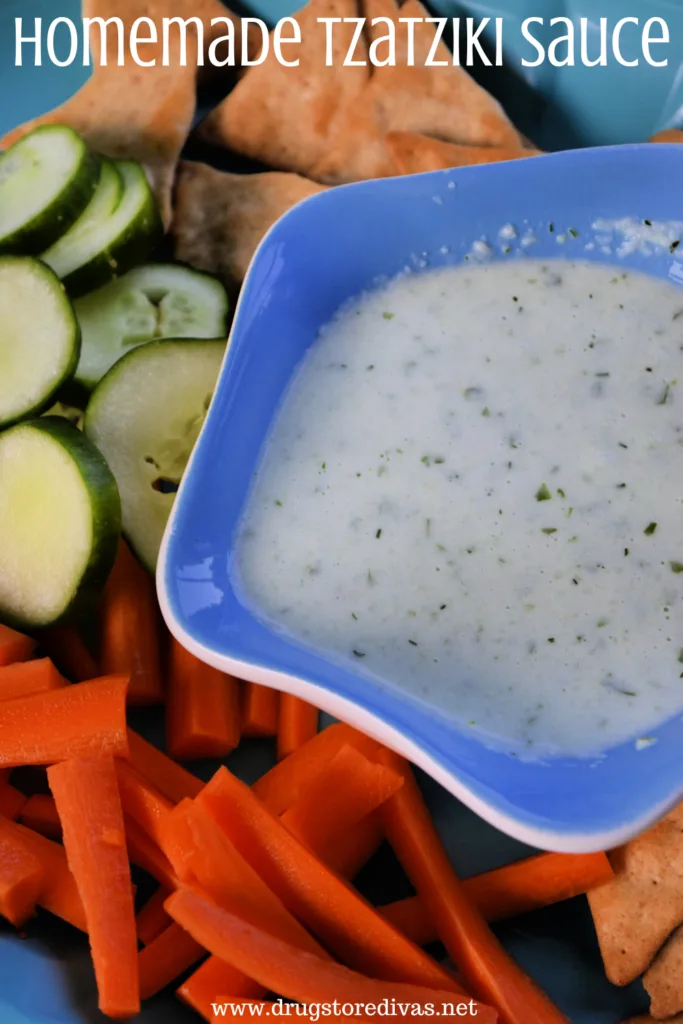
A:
[0,541,614,1022]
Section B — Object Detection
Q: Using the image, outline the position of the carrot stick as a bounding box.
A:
[0,624,36,667]
[241,682,279,738]
[0,675,129,768]
[115,759,173,849]
[20,794,62,839]
[185,801,330,959]
[136,886,173,946]
[379,852,614,944]
[0,658,67,700]
[0,818,86,930]
[156,798,196,881]
[253,722,379,814]
[100,540,163,705]
[124,815,177,889]
[167,888,493,1020]
[379,894,435,947]
[281,745,403,857]
[0,781,27,820]
[178,957,265,1019]
[0,823,44,926]
[277,694,319,760]
[126,728,203,803]
[377,750,569,1024]
[38,626,99,682]
[48,757,139,1018]
[139,922,206,999]
[196,766,459,991]
[324,813,384,879]
[166,639,241,759]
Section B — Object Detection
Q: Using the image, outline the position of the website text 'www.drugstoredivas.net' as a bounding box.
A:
[212,1000,481,1019]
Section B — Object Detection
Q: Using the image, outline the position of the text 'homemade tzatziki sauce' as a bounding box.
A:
[236,260,683,757]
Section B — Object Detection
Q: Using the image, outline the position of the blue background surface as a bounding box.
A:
[0,0,681,1021]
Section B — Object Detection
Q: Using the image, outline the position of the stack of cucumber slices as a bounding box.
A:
[0,125,228,630]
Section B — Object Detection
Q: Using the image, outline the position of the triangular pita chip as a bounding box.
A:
[387,131,539,174]
[650,129,683,144]
[644,925,683,1019]
[311,0,522,183]
[197,0,370,176]
[588,803,683,986]
[173,161,326,292]
[2,0,249,226]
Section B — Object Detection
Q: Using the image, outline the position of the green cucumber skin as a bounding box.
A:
[61,177,164,299]
[1,417,122,629]
[0,258,82,429]
[0,131,101,257]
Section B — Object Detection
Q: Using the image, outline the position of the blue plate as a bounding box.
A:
[161,143,683,855]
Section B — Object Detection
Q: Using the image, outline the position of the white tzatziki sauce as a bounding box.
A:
[235,260,683,757]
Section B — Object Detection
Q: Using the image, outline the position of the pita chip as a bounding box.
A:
[197,0,370,176]
[173,161,326,293]
[624,1017,683,1024]
[311,0,522,183]
[650,129,683,144]
[387,131,539,174]
[588,803,683,987]
[644,925,683,1019]
[2,0,248,227]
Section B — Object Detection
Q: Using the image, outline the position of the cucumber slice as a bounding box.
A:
[0,125,100,256]
[0,257,80,428]
[74,264,229,391]
[85,340,226,571]
[42,161,163,298]
[0,418,121,629]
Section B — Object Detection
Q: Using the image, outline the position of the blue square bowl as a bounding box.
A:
[159,143,683,854]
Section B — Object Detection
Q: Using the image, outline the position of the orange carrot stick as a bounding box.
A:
[115,759,173,849]
[48,757,139,1018]
[178,957,265,1019]
[253,722,379,814]
[1,818,86,930]
[0,658,67,701]
[0,781,27,820]
[0,823,44,926]
[380,852,614,944]
[324,813,384,879]
[277,694,319,760]
[0,675,129,768]
[185,801,330,958]
[136,886,173,946]
[167,888,494,1021]
[38,626,99,682]
[100,541,163,705]
[379,894,435,947]
[124,815,177,889]
[0,624,36,667]
[166,640,240,759]
[156,798,196,881]
[139,922,206,999]
[20,794,62,839]
[241,682,279,738]
[281,745,403,856]
[126,728,203,803]
[377,750,569,1024]
[196,766,459,991]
